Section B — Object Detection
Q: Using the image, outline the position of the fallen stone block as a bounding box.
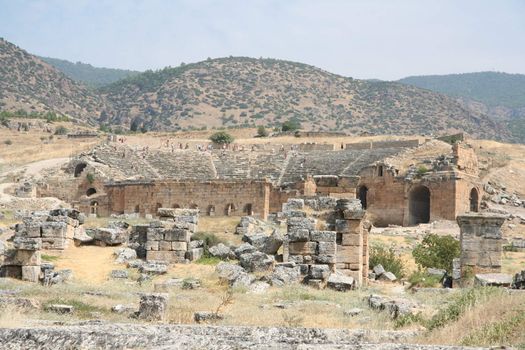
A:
[372,264,385,276]
[234,243,256,258]
[194,311,224,323]
[21,266,41,283]
[114,248,137,264]
[13,237,41,250]
[46,304,74,314]
[73,226,93,245]
[474,273,513,287]
[239,251,274,273]
[216,262,254,287]
[92,228,126,246]
[378,271,397,282]
[310,231,336,242]
[140,261,168,275]
[185,248,204,261]
[137,293,168,321]
[327,273,355,291]
[270,265,301,286]
[110,270,129,279]
[111,304,136,314]
[209,243,234,260]
[309,265,331,280]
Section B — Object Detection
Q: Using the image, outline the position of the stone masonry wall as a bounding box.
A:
[144,208,200,263]
[456,213,505,277]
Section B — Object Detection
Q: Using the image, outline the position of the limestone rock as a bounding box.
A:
[474,273,512,287]
[111,304,136,314]
[239,252,274,273]
[194,311,224,323]
[46,304,74,314]
[367,295,416,319]
[270,264,301,286]
[182,278,201,290]
[73,226,93,244]
[139,261,168,275]
[248,281,271,294]
[246,230,283,255]
[92,228,126,246]
[114,248,137,264]
[209,243,235,260]
[234,243,256,258]
[308,265,331,280]
[188,240,204,249]
[372,264,385,276]
[343,308,363,317]
[511,270,525,289]
[216,262,254,287]
[185,248,204,261]
[426,268,446,278]
[327,273,355,291]
[153,278,184,292]
[137,294,168,321]
[378,271,397,282]
[126,259,144,269]
[110,270,129,279]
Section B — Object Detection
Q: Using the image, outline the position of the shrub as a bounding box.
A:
[369,243,405,278]
[4,139,12,145]
[412,234,460,273]
[408,270,442,288]
[209,131,234,144]
[191,232,226,256]
[54,126,68,135]
[86,173,95,184]
[256,125,268,137]
[416,165,429,176]
[281,120,301,132]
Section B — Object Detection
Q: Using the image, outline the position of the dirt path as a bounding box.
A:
[51,245,118,285]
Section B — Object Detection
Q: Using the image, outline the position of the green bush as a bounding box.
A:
[408,270,442,288]
[416,165,429,176]
[281,120,301,132]
[191,232,226,257]
[256,125,268,137]
[412,234,460,273]
[86,173,95,184]
[54,126,68,135]
[209,131,234,144]
[369,243,405,278]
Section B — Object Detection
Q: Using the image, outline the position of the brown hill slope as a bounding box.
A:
[0,38,104,124]
[100,57,510,140]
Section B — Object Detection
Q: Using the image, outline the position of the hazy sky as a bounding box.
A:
[0,0,523,80]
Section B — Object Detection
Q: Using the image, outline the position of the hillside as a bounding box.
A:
[99,57,509,139]
[398,72,525,142]
[0,38,104,124]
[39,56,141,88]
[398,72,525,109]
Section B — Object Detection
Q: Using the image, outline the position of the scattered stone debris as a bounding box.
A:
[139,261,168,275]
[110,270,129,279]
[327,272,355,291]
[367,295,417,320]
[194,311,224,323]
[45,304,74,314]
[114,248,137,264]
[208,243,235,260]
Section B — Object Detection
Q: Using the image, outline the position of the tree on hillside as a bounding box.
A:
[281,120,301,132]
[209,131,234,144]
[256,125,269,137]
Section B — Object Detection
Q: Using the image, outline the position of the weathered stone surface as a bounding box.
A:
[21,266,40,283]
[185,248,204,261]
[234,243,257,258]
[309,265,331,280]
[248,281,271,294]
[209,243,234,260]
[216,262,254,287]
[138,294,168,321]
[140,261,168,275]
[182,278,201,290]
[474,273,513,287]
[246,230,283,255]
[4,250,41,266]
[343,308,363,317]
[46,304,74,314]
[270,265,301,286]
[110,270,129,279]
[114,248,137,264]
[373,264,385,276]
[43,269,73,285]
[73,226,93,244]
[310,230,336,242]
[13,237,41,250]
[368,295,416,319]
[0,297,40,309]
[126,259,144,269]
[378,272,397,282]
[111,304,136,314]
[157,208,199,219]
[427,268,446,278]
[189,240,204,249]
[287,217,316,231]
[327,273,355,291]
[512,270,525,289]
[287,228,310,242]
[282,198,305,211]
[0,323,464,349]
[194,311,224,323]
[92,228,126,246]
[239,252,274,273]
[146,250,185,263]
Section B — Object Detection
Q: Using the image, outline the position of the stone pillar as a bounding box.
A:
[456,213,505,279]
[334,199,368,287]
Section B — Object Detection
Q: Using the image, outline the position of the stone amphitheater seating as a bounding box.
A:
[85,144,405,185]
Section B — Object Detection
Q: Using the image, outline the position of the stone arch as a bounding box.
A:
[244,203,253,215]
[408,185,430,225]
[357,185,368,209]
[86,188,97,197]
[469,187,479,212]
[207,205,215,216]
[74,163,87,177]
[225,203,236,216]
[90,201,98,215]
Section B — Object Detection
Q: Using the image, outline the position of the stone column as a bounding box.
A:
[456,213,505,279]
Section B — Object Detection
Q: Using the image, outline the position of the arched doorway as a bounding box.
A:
[408,185,430,225]
[357,186,368,209]
[244,203,253,215]
[208,205,215,216]
[469,188,479,212]
[225,203,235,216]
[90,201,98,216]
[86,188,97,197]
[74,163,87,177]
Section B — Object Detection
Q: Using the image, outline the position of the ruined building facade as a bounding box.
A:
[37,139,482,226]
